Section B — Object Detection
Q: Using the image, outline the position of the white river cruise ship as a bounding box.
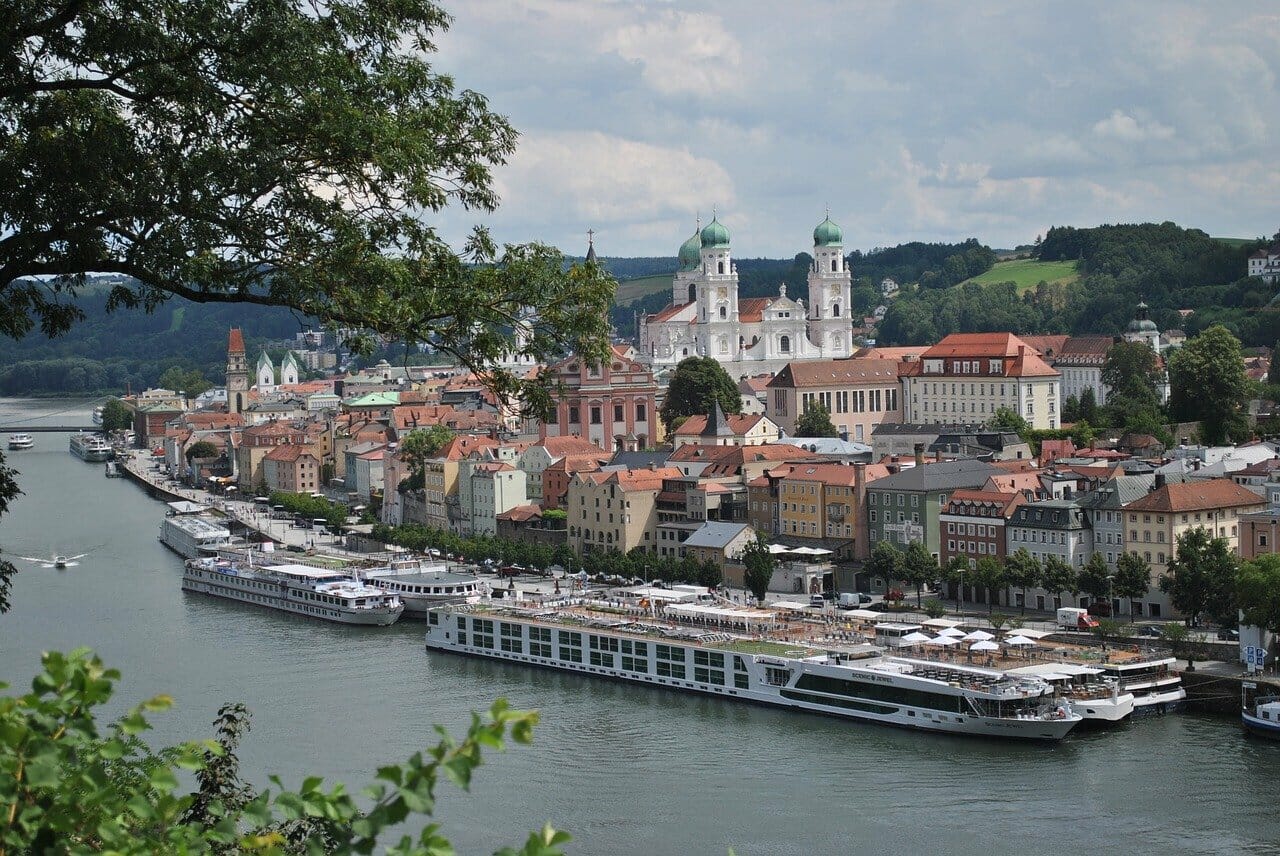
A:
[184,557,403,625]
[69,432,113,462]
[424,597,1082,742]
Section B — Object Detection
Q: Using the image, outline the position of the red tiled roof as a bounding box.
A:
[497,504,542,522]
[228,328,245,353]
[737,297,773,323]
[1020,335,1070,358]
[649,302,693,323]
[264,444,317,462]
[1124,479,1266,513]
[674,413,767,436]
[768,358,901,389]
[921,332,1037,359]
[536,436,609,457]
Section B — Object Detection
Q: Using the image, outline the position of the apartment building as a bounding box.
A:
[541,345,660,451]
[939,489,1024,569]
[899,333,1061,430]
[1123,478,1266,577]
[422,435,498,531]
[865,457,1003,558]
[261,444,323,494]
[765,358,903,442]
[567,466,683,555]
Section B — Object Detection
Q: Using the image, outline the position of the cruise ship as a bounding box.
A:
[69,432,113,462]
[183,557,404,625]
[424,596,1082,741]
[7,433,34,450]
[1099,656,1186,715]
[362,558,486,617]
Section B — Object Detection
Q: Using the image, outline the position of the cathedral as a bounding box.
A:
[637,214,854,378]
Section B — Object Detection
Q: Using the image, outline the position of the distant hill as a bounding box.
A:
[958,259,1080,293]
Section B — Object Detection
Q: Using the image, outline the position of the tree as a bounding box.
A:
[1102,341,1161,404]
[922,599,947,619]
[397,425,456,491]
[158,366,212,397]
[660,357,742,431]
[971,556,1005,613]
[795,400,840,438]
[940,555,969,611]
[0,0,613,417]
[185,440,219,462]
[1112,552,1151,617]
[99,398,133,433]
[866,541,904,593]
[1238,553,1280,634]
[1167,325,1249,445]
[990,407,1030,438]
[1159,527,1241,627]
[1159,621,1195,671]
[0,649,566,854]
[738,534,775,604]
[1040,556,1077,610]
[1078,388,1100,427]
[899,541,939,607]
[1002,548,1041,614]
[1078,553,1112,606]
[1061,393,1081,424]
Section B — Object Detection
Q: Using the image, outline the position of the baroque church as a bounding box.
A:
[637,214,854,378]
[225,326,301,414]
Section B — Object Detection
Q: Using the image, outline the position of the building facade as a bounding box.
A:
[541,345,659,452]
[766,359,902,442]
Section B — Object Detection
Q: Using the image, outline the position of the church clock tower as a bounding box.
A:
[226,328,249,414]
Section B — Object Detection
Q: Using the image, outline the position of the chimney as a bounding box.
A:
[914,442,925,467]
[840,427,849,442]
[1192,458,1201,471]
[1154,473,1166,489]
[854,461,866,495]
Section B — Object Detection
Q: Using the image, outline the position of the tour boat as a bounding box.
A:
[1097,656,1186,715]
[424,596,1081,741]
[69,432,113,462]
[1005,662,1135,724]
[92,405,104,426]
[7,433,34,450]
[361,558,486,617]
[1242,690,1280,739]
[160,513,236,559]
[183,557,403,625]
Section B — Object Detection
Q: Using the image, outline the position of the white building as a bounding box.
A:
[638,215,854,378]
[255,351,301,393]
[1248,245,1280,284]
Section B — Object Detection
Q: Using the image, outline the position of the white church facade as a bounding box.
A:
[255,350,300,393]
[637,215,854,378]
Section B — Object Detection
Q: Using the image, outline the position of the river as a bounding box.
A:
[0,398,1277,855]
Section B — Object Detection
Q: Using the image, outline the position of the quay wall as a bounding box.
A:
[1179,669,1280,715]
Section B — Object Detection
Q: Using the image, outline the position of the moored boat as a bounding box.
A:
[7,433,34,450]
[361,558,486,617]
[1098,656,1186,715]
[1006,662,1135,724]
[424,595,1081,741]
[69,432,113,462]
[183,557,403,625]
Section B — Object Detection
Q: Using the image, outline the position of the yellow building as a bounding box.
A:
[567,466,683,554]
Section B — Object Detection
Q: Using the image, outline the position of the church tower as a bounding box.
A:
[806,214,852,356]
[256,350,276,393]
[226,328,249,414]
[694,214,741,360]
[280,351,300,386]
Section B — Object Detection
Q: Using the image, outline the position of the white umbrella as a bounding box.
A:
[936,626,966,638]
[962,630,994,642]
[900,631,932,644]
[1004,635,1036,647]
[925,635,960,647]
[969,640,1000,652]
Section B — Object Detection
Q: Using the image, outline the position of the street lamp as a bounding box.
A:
[956,566,964,615]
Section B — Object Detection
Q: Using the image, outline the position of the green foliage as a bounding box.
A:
[1158,527,1241,626]
[0,649,560,855]
[1237,553,1280,633]
[0,448,19,613]
[971,556,1005,613]
[1003,548,1041,614]
[990,407,1031,438]
[866,541,903,589]
[186,440,220,462]
[269,491,346,530]
[100,397,134,433]
[1112,552,1151,615]
[922,598,947,619]
[899,541,939,607]
[1167,325,1250,445]
[958,259,1079,291]
[159,366,213,397]
[988,613,1011,633]
[795,400,840,438]
[396,426,455,492]
[737,535,775,603]
[1,0,614,418]
[1078,553,1112,600]
[848,238,995,289]
[660,357,742,432]
[1040,556,1078,604]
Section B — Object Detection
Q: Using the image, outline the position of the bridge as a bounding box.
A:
[0,426,100,433]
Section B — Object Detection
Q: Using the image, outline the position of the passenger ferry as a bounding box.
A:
[69,432,113,462]
[1098,656,1186,715]
[92,405,104,426]
[1241,683,1280,739]
[362,559,486,617]
[1006,662,1135,724]
[183,557,403,625]
[7,433,34,450]
[424,597,1082,741]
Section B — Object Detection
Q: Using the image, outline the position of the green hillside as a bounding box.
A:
[615,274,671,306]
[959,258,1080,292]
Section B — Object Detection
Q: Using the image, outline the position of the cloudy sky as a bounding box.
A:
[430,0,1280,258]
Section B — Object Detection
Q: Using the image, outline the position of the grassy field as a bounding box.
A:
[1213,237,1257,248]
[166,306,185,333]
[958,258,1080,292]
[614,273,671,306]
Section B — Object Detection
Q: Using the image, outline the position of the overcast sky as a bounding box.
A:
[430,1,1280,258]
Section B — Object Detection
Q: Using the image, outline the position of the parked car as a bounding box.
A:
[1217,627,1240,641]
[1136,624,1163,638]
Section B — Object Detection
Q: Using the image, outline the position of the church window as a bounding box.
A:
[688,284,696,304]
[718,337,729,354]
[718,261,725,274]
[832,303,841,317]
[569,406,580,425]
[591,406,602,425]
[780,335,790,353]
[636,402,647,422]
[719,305,727,319]
[614,404,624,422]
[830,258,838,272]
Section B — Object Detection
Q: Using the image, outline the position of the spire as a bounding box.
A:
[585,228,597,263]
[702,398,733,437]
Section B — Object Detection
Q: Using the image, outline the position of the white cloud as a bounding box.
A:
[1092,109,1175,143]
[602,10,743,97]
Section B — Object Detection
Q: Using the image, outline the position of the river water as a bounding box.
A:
[0,398,1277,855]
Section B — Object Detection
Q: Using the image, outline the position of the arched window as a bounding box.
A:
[739,335,745,351]
[682,348,689,357]
[717,261,725,274]
[832,303,841,317]
[688,283,696,304]
[718,305,727,319]
[780,335,791,353]
[830,258,837,272]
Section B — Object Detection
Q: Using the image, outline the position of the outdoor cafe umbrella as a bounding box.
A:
[900,631,932,645]
[1004,635,1036,647]
[936,626,966,638]
[969,640,1000,652]
[925,635,960,647]
[962,630,994,642]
